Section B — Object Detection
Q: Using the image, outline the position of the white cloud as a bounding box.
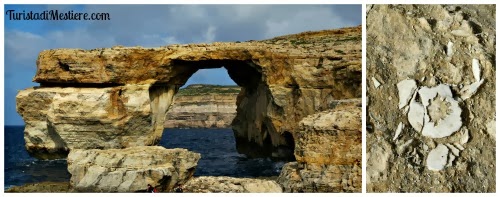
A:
[203,26,217,43]
[5,31,48,63]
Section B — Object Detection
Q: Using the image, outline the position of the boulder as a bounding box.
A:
[67,146,200,192]
[183,176,282,193]
[278,162,361,193]
[278,99,361,192]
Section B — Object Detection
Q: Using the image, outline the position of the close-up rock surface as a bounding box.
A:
[367,5,495,192]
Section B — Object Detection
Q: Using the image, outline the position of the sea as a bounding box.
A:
[3,126,285,190]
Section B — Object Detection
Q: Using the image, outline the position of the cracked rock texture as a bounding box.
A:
[17,26,361,160]
[183,176,282,193]
[367,5,495,192]
[67,146,200,192]
[278,99,361,192]
[16,85,169,159]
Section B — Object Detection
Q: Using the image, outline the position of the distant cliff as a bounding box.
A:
[164,84,239,128]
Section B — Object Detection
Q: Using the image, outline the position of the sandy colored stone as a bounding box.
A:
[367,5,495,192]
[278,162,361,193]
[183,176,282,193]
[18,26,361,159]
[16,85,172,159]
[67,146,200,192]
[294,99,361,165]
[164,85,238,128]
[278,99,361,192]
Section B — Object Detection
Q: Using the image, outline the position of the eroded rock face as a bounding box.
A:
[17,26,361,159]
[16,85,172,159]
[164,85,239,128]
[183,176,282,193]
[278,162,361,193]
[67,146,200,192]
[367,5,495,192]
[278,99,361,192]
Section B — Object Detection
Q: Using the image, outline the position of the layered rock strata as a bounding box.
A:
[164,85,238,128]
[67,146,200,192]
[183,176,282,193]
[17,26,362,160]
[278,99,362,192]
[367,5,495,192]
[16,85,173,159]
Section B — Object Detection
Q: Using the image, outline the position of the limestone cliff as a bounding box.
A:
[17,26,361,160]
[278,99,361,192]
[164,84,239,128]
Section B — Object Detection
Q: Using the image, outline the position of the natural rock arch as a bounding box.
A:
[16,27,362,161]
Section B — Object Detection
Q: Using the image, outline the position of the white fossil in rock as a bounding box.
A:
[454,143,465,151]
[446,153,456,167]
[445,143,460,156]
[393,122,404,141]
[418,85,462,138]
[447,41,454,57]
[460,79,484,100]
[396,57,486,169]
[397,79,417,109]
[460,128,469,145]
[472,58,481,82]
[372,77,381,88]
[427,144,449,171]
[408,91,425,132]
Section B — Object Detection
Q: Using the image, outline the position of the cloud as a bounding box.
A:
[5,30,48,64]
[4,4,361,125]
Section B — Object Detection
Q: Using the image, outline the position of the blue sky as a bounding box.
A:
[4,4,361,125]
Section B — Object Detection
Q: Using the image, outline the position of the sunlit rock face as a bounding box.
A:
[277,99,362,192]
[17,26,361,160]
[183,176,283,193]
[67,146,200,192]
[16,85,171,159]
[164,85,239,129]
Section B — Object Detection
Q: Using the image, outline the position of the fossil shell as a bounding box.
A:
[445,143,460,156]
[397,79,417,109]
[447,41,454,57]
[472,58,481,82]
[460,79,484,100]
[408,91,425,132]
[427,144,449,171]
[419,85,462,138]
[393,122,404,141]
[372,77,381,88]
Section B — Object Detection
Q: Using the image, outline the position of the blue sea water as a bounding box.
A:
[3,126,284,190]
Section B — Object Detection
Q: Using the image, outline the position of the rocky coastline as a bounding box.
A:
[13,26,362,192]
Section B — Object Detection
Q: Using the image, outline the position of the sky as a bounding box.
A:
[4,4,361,125]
